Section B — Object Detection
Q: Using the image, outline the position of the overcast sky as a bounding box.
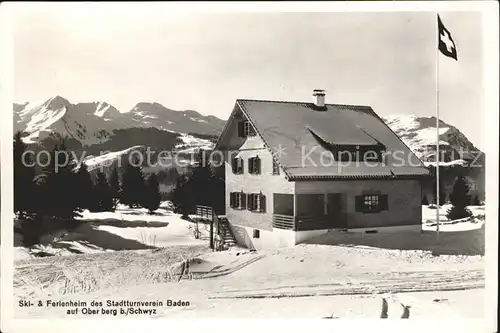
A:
[12,5,484,148]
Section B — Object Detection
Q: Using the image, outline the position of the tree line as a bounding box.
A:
[171,149,225,219]
[422,174,481,220]
[14,132,162,244]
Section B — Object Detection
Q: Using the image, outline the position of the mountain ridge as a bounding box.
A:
[382,114,483,164]
[14,96,226,146]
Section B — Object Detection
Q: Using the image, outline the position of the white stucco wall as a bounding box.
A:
[295,229,330,244]
[221,110,294,235]
[225,138,294,231]
[229,224,296,250]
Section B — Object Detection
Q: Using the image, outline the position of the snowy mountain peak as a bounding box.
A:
[14,97,120,146]
[131,102,164,111]
[382,114,481,163]
[127,102,225,135]
[14,97,225,145]
[43,95,71,110]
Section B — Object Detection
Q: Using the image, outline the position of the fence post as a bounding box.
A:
[209,209,214,249]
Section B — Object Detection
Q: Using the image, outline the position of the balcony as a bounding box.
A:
[272,214,335,231]
[272,193,345,231]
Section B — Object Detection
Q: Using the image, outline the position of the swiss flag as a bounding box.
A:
[438,14,458,61]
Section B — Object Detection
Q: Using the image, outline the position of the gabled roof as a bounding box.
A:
[217,99,430,180]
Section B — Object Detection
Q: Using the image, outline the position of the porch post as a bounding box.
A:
[293,194,298,231]
[210,211,214,249]
[323,193,328,215]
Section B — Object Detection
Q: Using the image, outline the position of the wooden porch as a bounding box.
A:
[272,193,346,231]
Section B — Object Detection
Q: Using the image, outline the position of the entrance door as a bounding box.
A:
[327,193,346,228]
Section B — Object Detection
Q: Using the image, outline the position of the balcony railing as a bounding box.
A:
[196,205,214,221]
[272,214,335,231]
[272,214,296,230]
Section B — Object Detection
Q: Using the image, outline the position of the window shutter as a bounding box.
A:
[355,196,363,212]
[237,121,245,137]
[247,194,253,211]
[248,157,254,174]
[241,193,247,209]
[380,195,388,211]
[240,158,244,174]
[231,158,237,174]
[255,156,261,174]
[260,194,266,213]
[230,192,234,208]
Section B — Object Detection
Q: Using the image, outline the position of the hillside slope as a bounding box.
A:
[14,97,225,147]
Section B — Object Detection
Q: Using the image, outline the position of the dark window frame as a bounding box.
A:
[230,192,247,210]
[238,120,256,138]
[363,195,380,212]
[247,193,266,213]
[355,194,388,213]
[231,157,244,174]
[253,229,260,239]
[248,156,261,175]
[244,121,256,137]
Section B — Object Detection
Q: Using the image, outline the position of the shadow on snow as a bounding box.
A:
[304,224,485,256]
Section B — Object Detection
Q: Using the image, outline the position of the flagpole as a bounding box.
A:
[435,13,440,241]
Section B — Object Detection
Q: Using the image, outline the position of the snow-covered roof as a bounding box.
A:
[217,99,430,180]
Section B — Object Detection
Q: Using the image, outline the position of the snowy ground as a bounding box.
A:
[13,204,485,318]
[14,204,210,259]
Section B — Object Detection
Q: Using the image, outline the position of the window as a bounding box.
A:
[248,156,261,175]
[296,194,325,217]
[364,195,379,211]
[230,192,247,209]
[238,120,256,137]
[247,193,266,213]
[272,158,280,175]
[244,121,255,137]
[253,229,260,239]
[273,194,293,215]
[355,194,388,213]
[231,157,244,174]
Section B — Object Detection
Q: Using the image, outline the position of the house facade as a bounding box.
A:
[215,90,430,250]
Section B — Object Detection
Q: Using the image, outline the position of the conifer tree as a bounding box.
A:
[121,159,146,208]
[108,166,121,208]
[421,194,429,206]
[446,175,473,220]
[55,142,82,219]
[189,150,214,207]
[19,172,53,246]
[41,142,82,220]
[171,149,224,216]
[75,162,94,211]
[172,173,194,218]
[143,173,161,214]
[93,171,115,212]
[13,131,35,218]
